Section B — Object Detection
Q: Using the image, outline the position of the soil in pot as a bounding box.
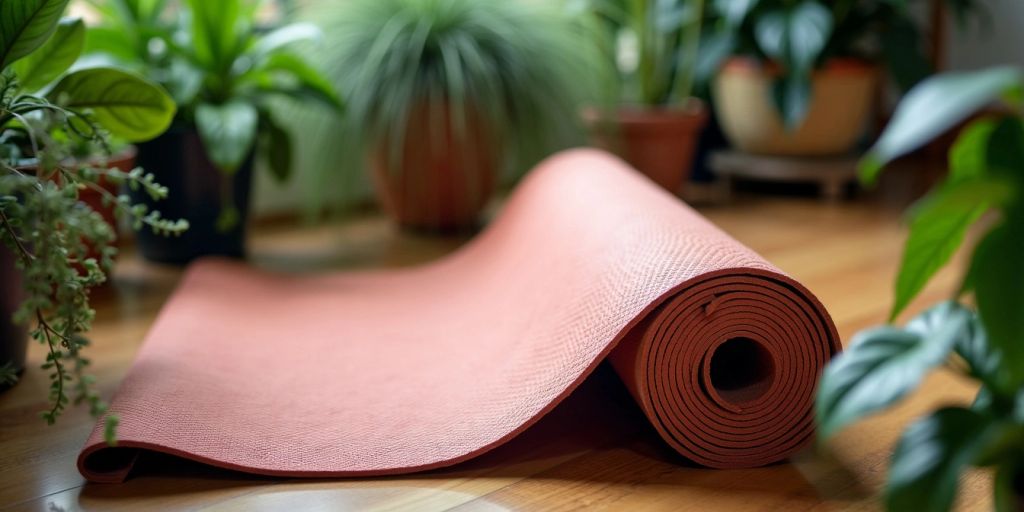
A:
[368,104,499,232]
[0,244,26,391]
[584,100,709,195]
[713,58,877,156]
[131,128,254,264]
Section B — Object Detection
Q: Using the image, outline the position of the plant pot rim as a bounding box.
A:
[722,56,876,76]
[583,98,708,125]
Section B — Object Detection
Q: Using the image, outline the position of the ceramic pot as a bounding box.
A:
[0,244,26,391]
[369,104,499,232]
[713,58,877,156]
[131,128,254,264]
[585,100,709,194]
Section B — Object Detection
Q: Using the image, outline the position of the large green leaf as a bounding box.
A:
[195,100,258,174]
[890,178,1011,320]
[816,302,971,439]
[249,52,343,111]
[985,116,1024,180]
[47,67,175,141]
[250,22,321,59]
[11,17,83,91]
[754,1,831,128]
[887,407,1007,512]
[861,67,1024,184]
[82,26,137,64]
[969,213,1024,388]
[0,0,69,70]
[879,15,931,92]
[713,0,756,26]
[188,0,241,68]
[259,113,292,183]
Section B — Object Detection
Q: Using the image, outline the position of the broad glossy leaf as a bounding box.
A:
[250,22,321,59]
[695,29,735,86]
[890,178,1012,319]
[887,407,1006,512]
[787,1,831,72]
[713,0,756,26]
[0,0,70,70]
[260,114,292,183]
[948,118,997,182]
[47,67,175,141]
[252,52,343,111]
[816,302,971,439]
[188,0,241,68]
[195,100,258,174]
[861,67,1024,184]
[969,214,1024,387]
[11,17,84,91]
[82,26,137,64]
[772,73,812,129]
[753,10,786,61]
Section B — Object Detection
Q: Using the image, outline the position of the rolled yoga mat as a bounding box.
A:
[78,149,840,482]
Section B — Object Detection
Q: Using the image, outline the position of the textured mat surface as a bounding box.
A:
[78,149,839,482]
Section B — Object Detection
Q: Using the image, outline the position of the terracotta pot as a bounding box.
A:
[713,58,877,156]
[369,104,499,232]
[584,100,709,194]
[0,244,26,391]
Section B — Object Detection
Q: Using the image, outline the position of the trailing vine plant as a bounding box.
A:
[0,0,184,443]
[816,66,1024,511]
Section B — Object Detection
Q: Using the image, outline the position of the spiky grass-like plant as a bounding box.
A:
[296,0,603,212]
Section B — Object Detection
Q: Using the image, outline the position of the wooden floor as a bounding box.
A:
[0,186,990,511]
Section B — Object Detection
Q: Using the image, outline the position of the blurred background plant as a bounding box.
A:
[0,0,184,439]
[293,0,598,230]
[83,0,343,262]
[573,0,710,195]
[817,66,1024,511]
[699,0,988,128]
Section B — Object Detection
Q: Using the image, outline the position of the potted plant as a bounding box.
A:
[85,0,343,263]
[304,0,595,231]
[0,2,184,442]
[577,0,709,195]
[816,66,1024,510]
[699,0,983,156]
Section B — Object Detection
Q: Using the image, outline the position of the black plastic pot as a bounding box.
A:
[131,128,254,264]
[0,244,26,391]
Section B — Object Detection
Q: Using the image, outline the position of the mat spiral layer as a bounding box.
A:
[78,149,839,482]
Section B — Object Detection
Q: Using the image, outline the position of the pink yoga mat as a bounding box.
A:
[78,149,839,482]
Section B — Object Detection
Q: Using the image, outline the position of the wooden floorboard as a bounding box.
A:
[0,191,990,511]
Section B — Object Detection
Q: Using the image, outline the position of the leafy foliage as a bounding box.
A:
[699,0,985,128]
[573,0,705,107]
[1,3,184,442]
[817,66,1024,511]
[83,0,343,228]
[297,0,595,198]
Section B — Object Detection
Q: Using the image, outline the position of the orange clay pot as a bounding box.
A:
[369,104,499,232]
[584,100,709,195]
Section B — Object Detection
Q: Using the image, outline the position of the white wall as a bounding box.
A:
[945,0,1024,71]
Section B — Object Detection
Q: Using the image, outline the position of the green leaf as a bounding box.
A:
[772,73,812,130]
[861,67,1024,184]
[695,29,735,86]
[250,22,321,59]
[11,17,83,91]
[195,100,258,174]
[948,118,997,182]
[188,0,241,68]
[969,213,1024,387]
[260,114,292,183]
[713,0,756,26]
[786,1,831,72]
[249,52,343,111]
[0,0,70,70]
[816,302,971,439]
[887,407,1006,512]
[47,67,176,141]
[890,177,1012,319]
[82,26,136,64]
